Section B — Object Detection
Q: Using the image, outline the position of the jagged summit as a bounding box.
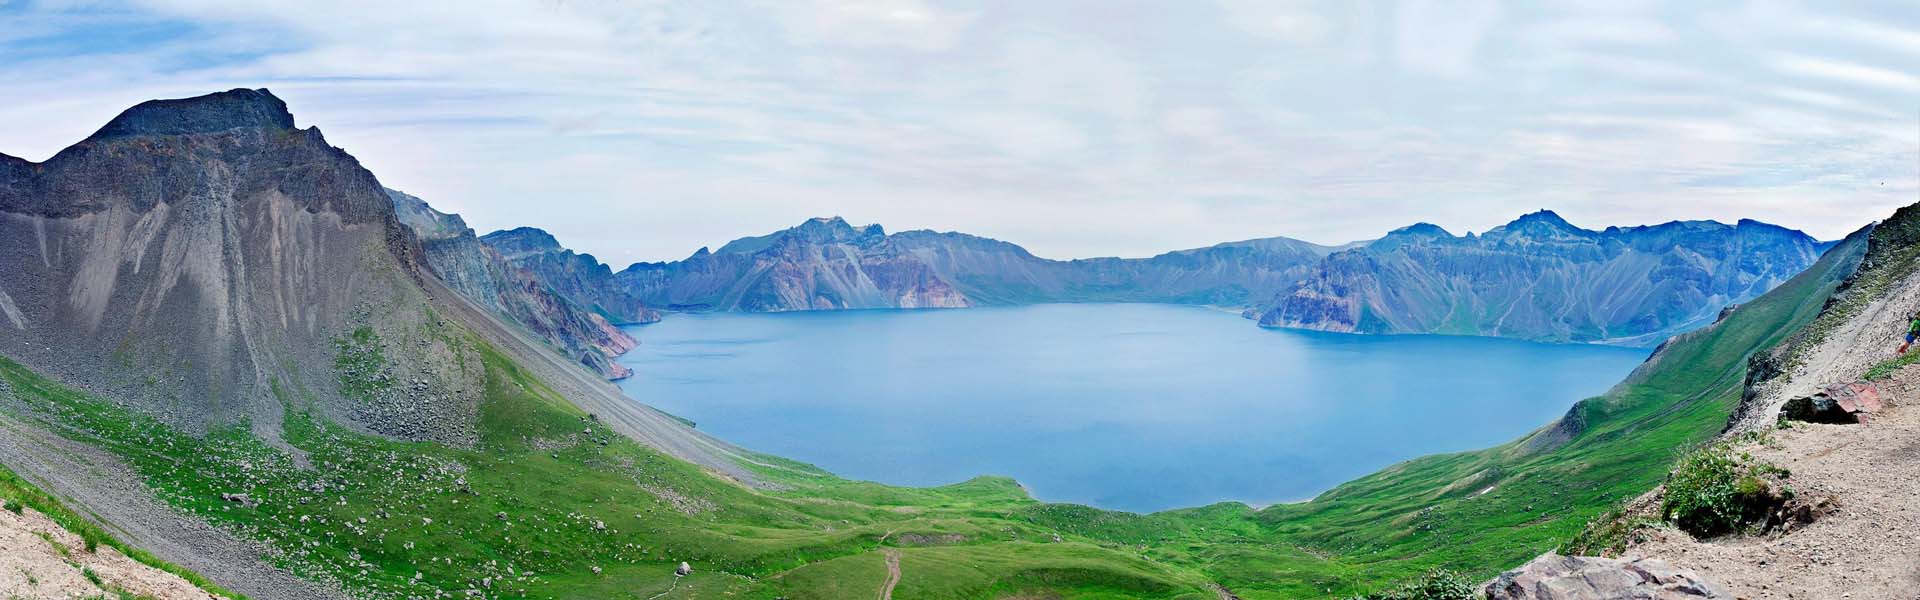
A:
[1390,222,1453,237]
[481,226,565,259]
[87,88,295,141]
[1486,209,1591,240]
[1513,208,1574,227]
[1368,222,1457,250]
[713,216,883,254]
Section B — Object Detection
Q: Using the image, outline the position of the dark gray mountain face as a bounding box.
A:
[0,88,484,441]
[1253,211,1832,345]
[388,190,637,379]
[616,217,1337,312]
[616,217,971,311]
[0,89,738,471]
[478,228,661,324]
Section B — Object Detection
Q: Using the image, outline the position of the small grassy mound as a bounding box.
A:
[1344,569,1477,600]
[1660,436,1790,538]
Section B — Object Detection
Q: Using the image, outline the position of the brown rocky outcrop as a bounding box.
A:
[1483,553,1731,599]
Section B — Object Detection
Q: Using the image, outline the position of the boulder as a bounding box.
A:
[1781,382,1884,424]
[675,561,692,576]
[1484,553,1731,599]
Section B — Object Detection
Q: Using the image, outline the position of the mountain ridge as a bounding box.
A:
[573,211,1827,345]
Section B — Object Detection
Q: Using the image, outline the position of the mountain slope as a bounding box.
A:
[1255,210,1829,344]
[0,91,764,597]
[389,189,637,379]
[0,87,465,441]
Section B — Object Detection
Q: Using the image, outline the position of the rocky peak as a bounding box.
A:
[86,88,296,141]
[480,227,564,260]
[789,216,880,244]
[1486,209,1593,242]
[1369,222,1454,250]
[388,188,471,240]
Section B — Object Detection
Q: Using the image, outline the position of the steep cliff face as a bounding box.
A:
[618,216,1334,312]
[479,227,660,324]
[0,88,484,442]
[1254,210,1830,344]
[388,189,636,379]
[0,90,729,465]
[618,217,971,311]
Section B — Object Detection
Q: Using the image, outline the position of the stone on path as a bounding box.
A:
[1483,553,1731,599]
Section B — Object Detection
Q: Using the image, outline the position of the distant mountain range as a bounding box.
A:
[1255,211,1833,345]
[484,212,1829,346]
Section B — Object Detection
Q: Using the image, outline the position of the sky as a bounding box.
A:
[0,1,1915,263]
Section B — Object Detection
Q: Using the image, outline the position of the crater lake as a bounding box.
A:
[616,303,1650,512]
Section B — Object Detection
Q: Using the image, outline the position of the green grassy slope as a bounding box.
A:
[0,228,1868,599]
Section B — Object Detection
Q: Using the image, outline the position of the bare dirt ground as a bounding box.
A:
[1626,367,1920,599]
[879,548,902,600]
[0,501,221,600]
[0,412,348,600]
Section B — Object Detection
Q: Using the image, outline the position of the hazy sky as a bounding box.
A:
[1,1,1915,263]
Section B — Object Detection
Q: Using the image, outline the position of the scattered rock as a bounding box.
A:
[1781,382,1883,424]
[1483,553,1731,599]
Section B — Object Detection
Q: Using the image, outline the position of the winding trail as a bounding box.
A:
[878,549,902,600]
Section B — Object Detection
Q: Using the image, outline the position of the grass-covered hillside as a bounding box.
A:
[0,219,1868,599]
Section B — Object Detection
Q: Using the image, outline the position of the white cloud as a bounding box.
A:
[1218,0,1335,45]
[0,0,1911,259]
[760,0,977,52]
[1392,0,1503,78]
[1772,54,1920,94]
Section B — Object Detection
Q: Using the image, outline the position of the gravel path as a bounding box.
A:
[0,500,222,600]
[0,412,347,600]
[1628,369,1920,598]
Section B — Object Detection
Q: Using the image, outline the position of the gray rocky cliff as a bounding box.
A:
[388,189,637,379]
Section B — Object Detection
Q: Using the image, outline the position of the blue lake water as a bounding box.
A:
[615,304,1649,513]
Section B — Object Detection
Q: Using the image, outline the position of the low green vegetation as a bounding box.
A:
[0,228,1870,598]
[1560,504,1661,557]
[1345,569,1476,600]
[1660,436,1790,538]
[1864,351,1919,380]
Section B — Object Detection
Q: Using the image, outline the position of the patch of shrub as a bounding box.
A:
[1347,569,1478,600]
[1864,351,1919,380]
[1561,503,1660,557]
[3,498,22,514]
[1661,440,1790,537]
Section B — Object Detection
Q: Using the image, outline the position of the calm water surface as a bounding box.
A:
[615,304,1648,512]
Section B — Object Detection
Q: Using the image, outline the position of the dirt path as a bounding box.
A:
[0,502,220,600]
[879,549,902,600]
[0,412,346,600]
[1627,369,1920,598]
